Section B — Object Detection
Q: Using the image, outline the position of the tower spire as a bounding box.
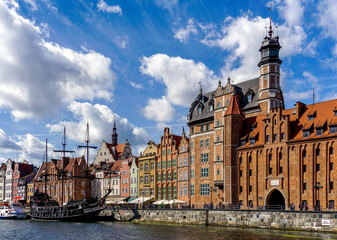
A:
[112,115,118,147]
[268,7,273,38]
[199,81,202,94]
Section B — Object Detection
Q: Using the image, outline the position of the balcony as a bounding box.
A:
[214,180,223,186]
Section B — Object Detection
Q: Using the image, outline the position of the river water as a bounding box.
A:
[1,220,336,240]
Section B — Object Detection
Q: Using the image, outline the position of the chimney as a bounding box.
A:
[295,101,306,120]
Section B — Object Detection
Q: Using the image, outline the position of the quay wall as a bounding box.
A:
[99,209,337,232]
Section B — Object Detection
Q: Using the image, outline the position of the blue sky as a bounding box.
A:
[0,0,337,165]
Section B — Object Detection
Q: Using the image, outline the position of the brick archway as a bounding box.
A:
[265,188,286,210]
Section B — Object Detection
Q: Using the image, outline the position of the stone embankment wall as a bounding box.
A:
[99,209,337,232]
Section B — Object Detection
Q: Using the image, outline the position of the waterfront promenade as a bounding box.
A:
[97,207,337,233]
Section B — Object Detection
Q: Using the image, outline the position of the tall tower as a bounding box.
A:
[112,119,118,147]
[258,17,284,113]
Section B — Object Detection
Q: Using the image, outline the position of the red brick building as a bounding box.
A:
[186,22,337,210]
[34,156,89,204]
[156,128,181,200]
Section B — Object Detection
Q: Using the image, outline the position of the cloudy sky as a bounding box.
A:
[0,0,337,165]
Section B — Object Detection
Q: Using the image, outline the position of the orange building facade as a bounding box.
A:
[156,128,180,200]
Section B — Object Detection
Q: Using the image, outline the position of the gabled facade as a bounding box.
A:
[129,157,138,200]
[34,156,89,204]
[177,128,190,204]
[156,128,180,200]
[120,159,131,197]
[138,141,157,200]
[12,161,34,203]
[5,159,14,202]
[0,163,7,201]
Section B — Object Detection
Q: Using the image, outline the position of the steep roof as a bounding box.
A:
[224,94,244,116]
[238,99,337,148]
[188,77,260,124]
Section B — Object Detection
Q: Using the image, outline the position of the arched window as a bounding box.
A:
[303,150,307,158]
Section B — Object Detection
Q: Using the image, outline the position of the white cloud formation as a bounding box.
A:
[46,101,149,155]
[318,0,337,54]
[174,18,198,43]
[16,134,54,165]
[0,129,54,165]
[140,54,216,122]
[0,2,115,120]
[23,0,37,11]
[267,0,304,27]
[130,81,144,90]
[201,13,306,82]
[0,129,21,152]
[97,0,122,15]
[155,0,178,10]
[143,97,175,122]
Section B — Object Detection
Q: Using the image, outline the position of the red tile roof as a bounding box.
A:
[225,94,243,116]
[239,99,337,148]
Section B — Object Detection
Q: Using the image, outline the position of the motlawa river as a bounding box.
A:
[1,220,336,240]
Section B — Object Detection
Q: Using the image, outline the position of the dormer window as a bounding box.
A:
[240,140,246,146]
[307,110,316,121]
[316,128,323,136]
[198,107,202,114]
[249,138,255,145]
[303,130,310,138]
[247,94,252,102]
[209,104,214,111]
[330,125,337,134]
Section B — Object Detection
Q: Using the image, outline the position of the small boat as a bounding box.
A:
[0,203,26,219]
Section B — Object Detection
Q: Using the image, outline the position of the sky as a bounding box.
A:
[0,0,337,166]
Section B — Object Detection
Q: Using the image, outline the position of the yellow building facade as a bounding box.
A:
[138,141,158,199]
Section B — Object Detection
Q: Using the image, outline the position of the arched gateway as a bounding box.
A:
[265,189,286,210]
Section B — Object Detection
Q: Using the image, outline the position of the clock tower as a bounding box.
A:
[257,17,284,113]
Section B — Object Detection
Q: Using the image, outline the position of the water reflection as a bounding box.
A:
[0,220,335,240]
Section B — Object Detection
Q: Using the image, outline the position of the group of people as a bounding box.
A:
[289,202,309,211]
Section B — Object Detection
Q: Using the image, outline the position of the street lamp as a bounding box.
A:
[313,182,323,211]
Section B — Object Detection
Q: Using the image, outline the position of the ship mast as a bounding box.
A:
[53,127,75,206]
[78,122,97,199]
[44,138,48,195]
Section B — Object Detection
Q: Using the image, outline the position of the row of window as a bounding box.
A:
[140,175,154,183]
[179,185,188,196]
[140,162,155,171]
[157,172,177,181]
[161,149,171,155]
[179,158,188,167]
[303,126,337,138]
[157,159,177,169]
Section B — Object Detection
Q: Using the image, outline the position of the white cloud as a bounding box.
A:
[0,2,115,120]
[140,54,216,106]
[267,0,304,27]
[46,101,149,155]
[0,129,21,152]
[23,0,38,11]
[143,97,175,122]
[112,35,128,49]
[97,0,122,15]
[174,18,198,43]
[16,134,54,165]
[201,14,306,83]
[140,54,216,122]
[155,0,178,10]
[318,0,337,53]
[130,81,144,90]
[0,129,55,165]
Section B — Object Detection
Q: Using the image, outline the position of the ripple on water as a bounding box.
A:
[0,220,336,240]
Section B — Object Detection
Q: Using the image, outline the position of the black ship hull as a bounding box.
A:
[30,205,105,221]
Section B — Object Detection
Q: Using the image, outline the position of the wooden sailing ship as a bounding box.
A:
[30,124,109,221]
